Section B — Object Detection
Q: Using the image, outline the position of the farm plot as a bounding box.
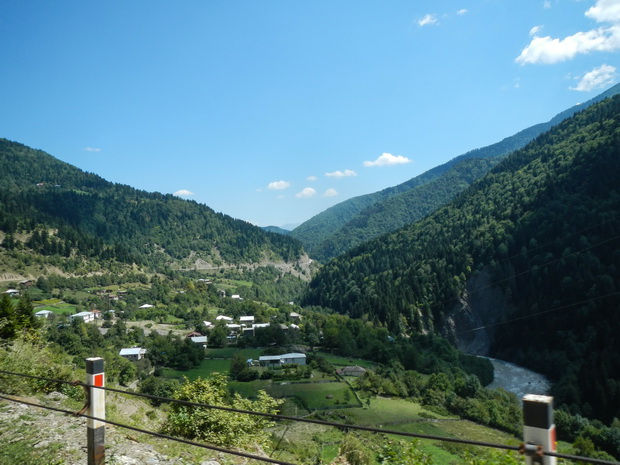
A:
[268,381,360,410]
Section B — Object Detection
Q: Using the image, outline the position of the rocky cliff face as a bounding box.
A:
[444,270,516,356]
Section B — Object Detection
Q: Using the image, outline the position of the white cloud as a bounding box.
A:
[516,0,620,65]
[268,180,291,190]
[325,169,357,178]
[530,25,543,37]
[323,188,338,197]
[363,153,412,167]
[571,64,617,91]
[543,1,551,10]
[295,187,317,198]
[457,9,468,16]
[174,189,194,197]
[84,147,101,152]
[306,175,318,182]
[418,14,438,27]
[586,0,620,23]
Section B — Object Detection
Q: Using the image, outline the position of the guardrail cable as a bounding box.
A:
[0,393,296,465]
[1,369,619,465]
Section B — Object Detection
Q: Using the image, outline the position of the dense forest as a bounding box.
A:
[0,138,304,269]
[292,83,620,261]
[302,94,620,422]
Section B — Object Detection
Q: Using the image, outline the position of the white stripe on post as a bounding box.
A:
[523,394,556,465]
[86,357,105,465]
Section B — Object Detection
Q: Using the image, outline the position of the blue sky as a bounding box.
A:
[1,1,619,228]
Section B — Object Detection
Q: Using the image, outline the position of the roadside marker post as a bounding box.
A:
[86,357,105,465]
[522,394,556,465]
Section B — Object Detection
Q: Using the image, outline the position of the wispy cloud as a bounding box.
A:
[418,14,438,27]
[529,25,543,37]
[307,175,318,182]
[84,147,101,152]
[571,64,617,91]
[268,180,291,190]
[456,9,468,16]
[174,189,194,197]
[323,188,338,197]
[363,153,412,167]
[325,169,357,178]
[296,187,317,198]
[516,0,620,65]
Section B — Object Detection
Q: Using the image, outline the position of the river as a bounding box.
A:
[485,357,550,401]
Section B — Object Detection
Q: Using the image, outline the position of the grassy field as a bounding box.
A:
[269,381,359,409]
[205,347,263,359]
[163,359,232,381]
[344,397,440,426]
[33,299,78,316]
[314,352,377,370]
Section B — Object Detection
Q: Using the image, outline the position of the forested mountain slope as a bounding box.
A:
[0,139,304,270]
[302,95,620,422]
[292,83,620,260]
[310,157,501,261]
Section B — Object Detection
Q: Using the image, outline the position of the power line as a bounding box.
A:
[457,291,620,336]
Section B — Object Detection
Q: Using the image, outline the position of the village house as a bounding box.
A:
[34,310,53,318]
[119,347,147,361]
[189,335,208,348]
[70,311,95,323]
[239,315,254,326]
[259,353,306,368]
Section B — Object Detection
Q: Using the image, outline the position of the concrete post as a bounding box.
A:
[86,357,105,465]
[523,394,556,465]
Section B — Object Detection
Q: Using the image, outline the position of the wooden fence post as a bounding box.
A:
[522,394,556,465]
[86,357,105,465]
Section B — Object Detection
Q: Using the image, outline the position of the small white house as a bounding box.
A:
[239,316,255,325]
[119,347,147,361]
[3,289,19,297]
[139,304,154,309]
[215,315,233,322]
[70,311,95,323]
[34,310,53,318]
[259,353,306,367]
[190,336,208,348]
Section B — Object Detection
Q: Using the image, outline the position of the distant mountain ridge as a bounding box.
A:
[292,83,620,261]
[0,138,304,272]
